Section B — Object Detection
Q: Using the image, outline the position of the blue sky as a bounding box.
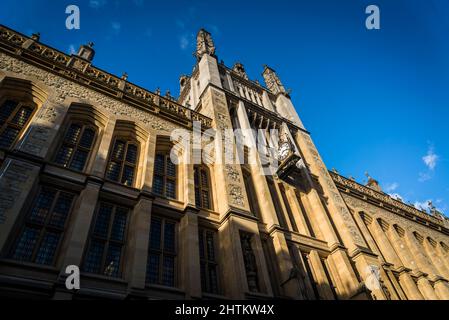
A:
[1,0,448,214]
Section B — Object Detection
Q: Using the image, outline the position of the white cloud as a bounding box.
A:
[89,0,107,9]
[385,182,399,192]
[422,145,438,170]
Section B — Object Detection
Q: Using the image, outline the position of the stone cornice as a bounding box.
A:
[330,171,449,232]
[0,24,212,129]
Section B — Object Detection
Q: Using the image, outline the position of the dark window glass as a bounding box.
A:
[146,253,160,284]
[83,202,129,278]
[0,100,18,124]
[0,99,35,149]
[199,229,219,294]
[106,139,138,186]
[126,144,138,164]
[83,240,104,274]
[9,187,75,265]
[54,123,96,172]
[146,217,177,287]
[0,127,19,149]
[35,232,60,265]
[153,153,177,199]
[194,166,212,209]
[150,218,162,250]
[11,227,39,261]
[49,192,75,228]
[79,128,95,148]
[11,106,33,127]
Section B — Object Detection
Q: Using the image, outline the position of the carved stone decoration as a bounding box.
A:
[240,232,259,292]
[225,165,240,182]
[232,62,248,80]
[229,185,244,206]
[262,65,286,95]
[0,53,175,134]
[195,29,215,61]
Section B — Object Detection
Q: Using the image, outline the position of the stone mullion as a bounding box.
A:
[91,117,117,178]
[142,133,157,192]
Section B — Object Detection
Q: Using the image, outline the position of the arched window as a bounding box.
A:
[153,148,177,199]
[105,138,139,187]
[0,98,35,149]
[54,122,96,172]
[194,165,212,209]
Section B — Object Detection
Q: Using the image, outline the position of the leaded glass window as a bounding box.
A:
[153,153,177,199]
[83,202,129,278]
[199,229,219,294]
[54,123,96,172]
[0,99,35,149]
[146,217,177,287]
[106,138,139,187]
[9,187,75,265]
[194,165,212,209]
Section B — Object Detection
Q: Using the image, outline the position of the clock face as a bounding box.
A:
[278,142,291,161]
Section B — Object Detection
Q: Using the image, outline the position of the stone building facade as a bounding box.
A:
[0,24,448,300]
